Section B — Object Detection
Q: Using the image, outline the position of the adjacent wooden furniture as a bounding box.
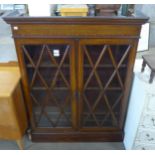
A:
[141,54,155,83]
[96,4,121,16]
[4,15,148,142]
[59,5,88,16]
[0,62,28,149]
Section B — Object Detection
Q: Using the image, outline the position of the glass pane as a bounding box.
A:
[23,44,72,128]
[82,44,130,128]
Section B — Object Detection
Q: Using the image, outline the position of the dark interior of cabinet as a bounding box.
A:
[23,44,72,128]
[22,43,130,129]
[81,45,130,128]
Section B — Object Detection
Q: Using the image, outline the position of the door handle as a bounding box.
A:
[73,91,81,100]
[73,91,78,99]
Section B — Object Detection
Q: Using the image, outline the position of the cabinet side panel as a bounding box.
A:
[119,40,139,129]
[14,40,36,129]
[12,83,28,136]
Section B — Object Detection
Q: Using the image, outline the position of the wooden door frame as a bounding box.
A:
[14,38,77,131]
[77,38,137,131]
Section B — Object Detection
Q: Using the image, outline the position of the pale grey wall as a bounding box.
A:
[135,4,155,48]
[0,18,17,62]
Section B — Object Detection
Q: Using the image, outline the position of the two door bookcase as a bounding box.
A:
[4,16,148,142]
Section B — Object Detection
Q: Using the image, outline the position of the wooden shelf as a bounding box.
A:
[32,87,70,90]
[26,63,70,68]
[26,63,127,68]
[31,86,122,91]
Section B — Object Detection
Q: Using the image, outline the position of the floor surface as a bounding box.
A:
[0,135,124,150]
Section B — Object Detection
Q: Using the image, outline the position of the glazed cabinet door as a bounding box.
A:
[78,39,133,131]
[17,39,76,131]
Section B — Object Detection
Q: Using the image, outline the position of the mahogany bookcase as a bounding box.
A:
[4,15,148,142]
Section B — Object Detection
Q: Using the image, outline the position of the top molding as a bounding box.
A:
[3,15,149,25]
